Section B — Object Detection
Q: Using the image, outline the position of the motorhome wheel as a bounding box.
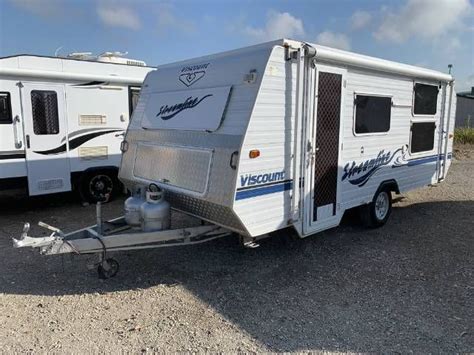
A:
[80,171,117,203]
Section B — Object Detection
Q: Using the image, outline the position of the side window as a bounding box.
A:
[0,92,12,124]
[410,122,436,153]
[31,90,59,135]
[128,86,141,116]
[354,95,391,134]
[413,83,438,115]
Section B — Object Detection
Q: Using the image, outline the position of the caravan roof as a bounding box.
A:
[157,39,453,83]
[0,54,155,84]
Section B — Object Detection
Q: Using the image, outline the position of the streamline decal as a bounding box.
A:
[33,129,123,155]
[72,81,108,87]
[342,149,403,187]
[156,95,213,120]
[0,152,26,160]
[179,63,210,87]
[342,146,453,187]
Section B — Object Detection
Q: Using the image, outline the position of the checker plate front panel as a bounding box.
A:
[133,144,213,194]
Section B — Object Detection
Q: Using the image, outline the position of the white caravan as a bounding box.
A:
[0,53,154,202]
[14,39,456,278]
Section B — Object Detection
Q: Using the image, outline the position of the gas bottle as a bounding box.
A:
[140,185,170,232]
[124,188,145,229]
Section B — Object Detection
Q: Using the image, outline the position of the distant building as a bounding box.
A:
[455,87,474,128]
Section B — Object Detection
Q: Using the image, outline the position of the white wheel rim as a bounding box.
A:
[375,192,389,221]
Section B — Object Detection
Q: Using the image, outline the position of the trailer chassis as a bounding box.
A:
[13,204,232,278]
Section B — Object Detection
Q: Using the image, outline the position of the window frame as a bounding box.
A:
[0,91,13,124]
[352,92,393,137]
[409,120,437,155]
[128,86,141,117]
[411,81,440,117]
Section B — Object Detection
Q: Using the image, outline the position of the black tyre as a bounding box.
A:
[97,258,119,279]
[360,188,392,228]
[79,170,118,203]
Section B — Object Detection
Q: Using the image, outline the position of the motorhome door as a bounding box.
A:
[304,65,345,234]
[21,83,71,195]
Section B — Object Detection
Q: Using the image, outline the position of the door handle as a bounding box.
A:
[13,115,23,149]
[26,135,30,149]
[229,151,239,169]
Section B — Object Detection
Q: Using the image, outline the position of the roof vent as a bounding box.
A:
[65,51,146,66]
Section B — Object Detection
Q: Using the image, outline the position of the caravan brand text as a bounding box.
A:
[240,171,285,187]
[181,63,210,73]
[156,94,213,120]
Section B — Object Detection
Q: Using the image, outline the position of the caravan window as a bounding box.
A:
[129,86,141,116]
[31,90,60,135]
[413,83,438,115]
[410,122,436,153]
[354,95,391,134]
[0,92,12,124]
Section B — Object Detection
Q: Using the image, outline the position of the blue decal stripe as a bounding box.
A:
[406,155,439,166]
[235,181,293,200]
[393,153,453,168]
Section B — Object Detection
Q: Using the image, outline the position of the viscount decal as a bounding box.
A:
[240,171,285,187]
[156,94,213,120]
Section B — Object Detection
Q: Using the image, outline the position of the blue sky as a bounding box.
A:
[1,0,473,90]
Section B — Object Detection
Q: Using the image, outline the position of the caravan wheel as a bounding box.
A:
[360,189,392,228]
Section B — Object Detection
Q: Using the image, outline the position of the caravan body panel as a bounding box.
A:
[120,39,456,238]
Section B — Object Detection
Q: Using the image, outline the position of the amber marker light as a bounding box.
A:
[249,149,260,159]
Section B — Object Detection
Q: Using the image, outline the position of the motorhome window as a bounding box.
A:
[410,122,436,153]
[129,86,141,116]
[0,92,12,124]
[413,83,438,115]
[31,90,59,135]
[354,95,391,134]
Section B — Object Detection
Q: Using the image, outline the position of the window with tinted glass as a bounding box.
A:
[354,95,391,134]
[413,83,438,115]
[129,86,141,116]
[0,92,12,124]
[410,122,436,153]
[31,90,59,135]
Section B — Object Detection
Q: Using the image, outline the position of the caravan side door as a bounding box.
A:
[303,65,346,235]
[21,83,71,195]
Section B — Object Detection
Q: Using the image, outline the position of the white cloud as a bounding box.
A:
[316,31,351,50]
[8,0,64,18]
[374,0,472,43]
[97,5,141,30]
[351,10,372,30]
[243,11,305,41]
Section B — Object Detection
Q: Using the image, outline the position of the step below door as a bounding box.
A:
[21,83,71,195]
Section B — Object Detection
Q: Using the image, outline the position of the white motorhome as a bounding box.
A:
[0,53,154,202]
[14,40,456,278]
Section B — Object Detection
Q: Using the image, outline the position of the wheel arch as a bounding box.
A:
[375,179,400,197]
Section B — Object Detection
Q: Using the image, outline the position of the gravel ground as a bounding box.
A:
[0,154,473,353]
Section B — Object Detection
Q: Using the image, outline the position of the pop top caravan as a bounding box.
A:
[0,52,154,202]
[13,39,456,278]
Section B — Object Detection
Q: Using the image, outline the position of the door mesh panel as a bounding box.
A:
[31,90,59,135]
[313,72,342,220]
